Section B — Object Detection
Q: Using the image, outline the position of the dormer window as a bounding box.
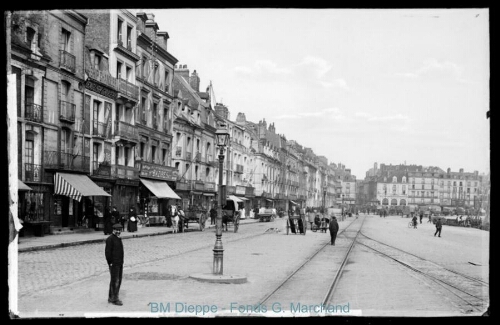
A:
[117,19,123,45]
[93,53,101,70]
[392,176,397,183]
[26,27,36,52]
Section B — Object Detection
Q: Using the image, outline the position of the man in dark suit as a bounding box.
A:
[105,224,124,306]
[329,216,339,245]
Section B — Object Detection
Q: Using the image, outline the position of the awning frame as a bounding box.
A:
[140,178,181,200]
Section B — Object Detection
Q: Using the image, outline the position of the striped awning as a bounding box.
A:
[290,200,299,205]
[228,195,244,203]
[54,173,111,202]
[18,179,32,191]
[140,178,181,200]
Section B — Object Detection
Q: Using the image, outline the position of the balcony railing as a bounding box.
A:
[59,50,76,73]
[195,152,201,162]
[24,163,44,182]
[44,151,90,172]
[235,164,244,174]
[25,103,43,123]
[92,161,112,176]
[117,78,139,100]
[186,151,192,161]
[112,164,139,179]
[175,146,182,157]
[114,121,139,142]
[60,101,76,123]
[93,121,107,138]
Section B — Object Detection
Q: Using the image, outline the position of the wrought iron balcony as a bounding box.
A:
[195,152,201,162]
[24,163,44,182]
[60,101,76,123]
[112,164,139,179]
[59,50,76,73]
[25,103,43,123]
[186,151,192,160]
[93,121,107,138]
[114,121,139,142]
[44,151,90,172]
[92,161,111,176]
[117,78,139,100]
[235,164,244,174]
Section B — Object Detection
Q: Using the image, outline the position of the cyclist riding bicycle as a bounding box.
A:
[412,215,418,229]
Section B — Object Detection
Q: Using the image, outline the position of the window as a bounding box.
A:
[163,108,169,131]
[164,71,170,92]
[151,145,157,163]
[93,100,101,123]
[141,96,146,123]
[126,66,132,82]
[392,185,396,193]
[115,146,122,166]
[25,77,35,104]
[402,185,406,195]
[124,147,130,166]
[162,148,167,165]
[117,19,123,44]
[93,53,101,70]
[175,162,180,172]
[25,139,34,165]
[94,143,100,164]
[392,176,397,183]
[140,142,145,160]
[117,61,122,79]
[154,64,159,86]
[402,176,406,183]
[152,103,158,128]
[127,26,132,49]
[61,28,71,52]
[26,27,36,51]
[142,57,148,78]
[421,185,424,190]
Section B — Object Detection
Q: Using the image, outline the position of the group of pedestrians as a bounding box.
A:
[103,206,139,235]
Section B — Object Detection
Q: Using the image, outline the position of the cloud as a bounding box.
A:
[233,60,292,78]
[395,58,465,82]
[233,56,351,90]
[274,107,344,120]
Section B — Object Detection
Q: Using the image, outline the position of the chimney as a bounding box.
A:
[156,31,169,51]
[144,13,159,42]
[175,64,190,82]
[447,168,451,174]
[189,70,200,92]
[214,103,229,120]
[459,168,464,173]
[236,112,247,125]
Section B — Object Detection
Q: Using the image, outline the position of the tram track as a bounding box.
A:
[355,233,489,313]
[256,216,365,315]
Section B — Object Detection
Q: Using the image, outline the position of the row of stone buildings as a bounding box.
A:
[357,163,489,212]
[9,9,356,236]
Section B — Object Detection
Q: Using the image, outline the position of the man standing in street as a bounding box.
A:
[434,218,443,237]
[105,224,124,306]
[329,216,339,245]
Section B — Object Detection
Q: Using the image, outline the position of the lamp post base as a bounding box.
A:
[189,273,247,284]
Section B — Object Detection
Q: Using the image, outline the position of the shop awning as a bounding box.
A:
[266,199,273,202]
[239,197,249,201]
[18,179,32,191]
[290,200,299,205]
[140,178,181,200]
[228,195,244,203]
[54,173,111,202]
[203,193,215,196]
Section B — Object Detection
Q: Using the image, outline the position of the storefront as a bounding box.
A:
[52,172,111,231]
[113,178,140,218]
[138,178,181,224]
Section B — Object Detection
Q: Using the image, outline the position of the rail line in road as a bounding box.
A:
[356,233,488,313]
[256,216,365,314]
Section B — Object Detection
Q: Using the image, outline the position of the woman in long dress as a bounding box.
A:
[127,207,138,233]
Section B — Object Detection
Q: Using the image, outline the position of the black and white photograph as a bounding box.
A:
[6,7,490,318]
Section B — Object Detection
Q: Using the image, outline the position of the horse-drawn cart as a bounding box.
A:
[178,206,207,232]
[221,196,243,233]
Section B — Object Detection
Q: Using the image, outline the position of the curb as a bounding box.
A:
[18,219,262,253]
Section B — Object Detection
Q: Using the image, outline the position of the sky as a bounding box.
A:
[140,8,489,178]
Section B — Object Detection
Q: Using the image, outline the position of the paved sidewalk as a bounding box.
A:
[17,218,260,253]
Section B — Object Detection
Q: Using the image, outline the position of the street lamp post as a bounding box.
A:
[323,185,327,217]
[342,194,345,219]
[213,128,230,275]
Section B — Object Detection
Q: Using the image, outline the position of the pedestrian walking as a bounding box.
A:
[111,206,121,229]
[329,216,339,245]
[412,215,418,229]
[105,224,124,306]
[127,207,138,233]
[434,218,442,237]
[420,211,424,224]
[103,206,113,235]
[210,205,217,225]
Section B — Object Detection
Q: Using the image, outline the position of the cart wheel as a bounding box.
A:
[286,219,289,235]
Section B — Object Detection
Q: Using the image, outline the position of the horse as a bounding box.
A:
[171,205,179,233]
[222,210,240,232]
